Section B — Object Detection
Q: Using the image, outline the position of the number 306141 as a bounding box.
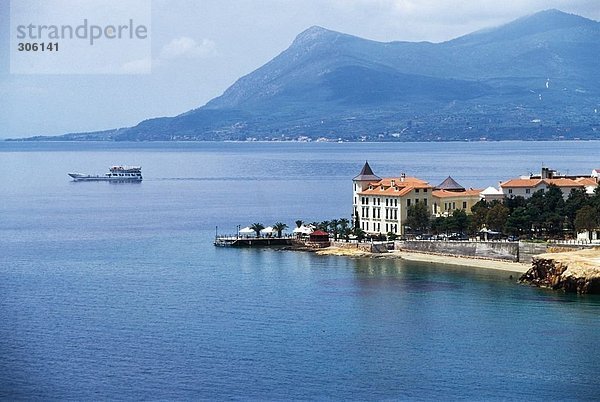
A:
[17,42,59,51]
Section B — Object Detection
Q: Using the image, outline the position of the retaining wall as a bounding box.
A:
[395,240,520,262]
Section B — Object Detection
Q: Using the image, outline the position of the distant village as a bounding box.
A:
[352,162,600,242]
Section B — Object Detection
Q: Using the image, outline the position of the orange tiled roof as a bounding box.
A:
[574,177,598,186]
[358,176,432,197]
[544,178,582,187]
[500,178,543,188]
[500,177,595,189]
[359,186,413,197]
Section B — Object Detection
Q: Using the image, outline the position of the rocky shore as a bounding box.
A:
[519,248,600,294]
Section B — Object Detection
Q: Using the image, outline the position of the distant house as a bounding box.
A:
[500,167,598,199]
[480,186,505,202]
[431,176,482,216]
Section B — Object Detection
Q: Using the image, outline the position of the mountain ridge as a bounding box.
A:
[16,9,600,142]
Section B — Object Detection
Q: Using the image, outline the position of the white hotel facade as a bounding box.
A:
[352,162,434,236]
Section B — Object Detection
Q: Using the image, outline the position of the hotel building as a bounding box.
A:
[352,162,483,236]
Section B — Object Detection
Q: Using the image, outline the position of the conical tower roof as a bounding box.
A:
[436,176,465,191]
[353,161,380,181]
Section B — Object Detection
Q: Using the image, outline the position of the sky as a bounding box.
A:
[1,0,599,139]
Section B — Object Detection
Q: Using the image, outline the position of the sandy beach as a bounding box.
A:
[316,247,530,273]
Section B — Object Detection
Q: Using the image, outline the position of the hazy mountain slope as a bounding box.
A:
[26,9,600,142]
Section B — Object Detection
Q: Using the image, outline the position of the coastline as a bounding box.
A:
[316,247,530,273]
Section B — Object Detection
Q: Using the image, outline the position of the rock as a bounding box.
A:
[519,248,600,294]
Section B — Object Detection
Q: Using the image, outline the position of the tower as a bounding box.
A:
[352,161,380,227]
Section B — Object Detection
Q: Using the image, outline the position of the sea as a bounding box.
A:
[1,141,599,400]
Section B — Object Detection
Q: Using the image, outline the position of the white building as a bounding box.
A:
[500,167,598,199]
[352,162,433,236]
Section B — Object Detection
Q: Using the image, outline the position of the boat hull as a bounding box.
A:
[68,173,142,182]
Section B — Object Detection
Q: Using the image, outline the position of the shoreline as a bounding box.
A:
[316,247,530,273]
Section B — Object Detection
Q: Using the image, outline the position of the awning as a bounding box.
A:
[260,226,274,234]
[293,225,313,234]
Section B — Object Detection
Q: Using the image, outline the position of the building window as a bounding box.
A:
[394,210,397,220]
[386,224,388,232]
[525,189,531,194]
[415,189,420,193]
[394,199,397,207]
[424,199,428,206]
[463,201,467,209]
[423,189,428,193]
[407,199,411,207]
[508,189,513,194]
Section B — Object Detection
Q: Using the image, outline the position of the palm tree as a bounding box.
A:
[329,219,339,240]
[273,222,288,238]
[295,220,303,228]
[319,220,330,231]
[353,227,366,243]
[250,222,265,238]
[339,218,350,241]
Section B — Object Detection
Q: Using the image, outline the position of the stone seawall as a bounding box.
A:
[395,240,520,262]
[519,248,600,294]
[329,241,391,253]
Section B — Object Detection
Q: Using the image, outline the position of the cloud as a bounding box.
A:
[159,37,216,60]
[120,58,152,74]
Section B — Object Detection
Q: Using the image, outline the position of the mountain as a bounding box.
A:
[24,9,600,141]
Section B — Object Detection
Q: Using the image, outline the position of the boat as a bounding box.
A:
[68,166,143,182]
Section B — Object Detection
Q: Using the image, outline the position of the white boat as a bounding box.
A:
[68,166,143,182]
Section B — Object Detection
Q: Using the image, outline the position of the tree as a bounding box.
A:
[353,210,361,230]
[451,209,469,234]
[486,203,509,232]
[564,188,590,234]
[318,220,330,231]
[329,219,340,240]
[295,220,303,228]
[525,190,545,236]
[542,185,565,237]
[504,195,527,213]
[431,216,448,235]
[470,200,490,233]
[338,218,351,241]
[504,206,531,236]
[574,205,599,240]
[250,222,265,238]
[273,222,288,238]
[353,227,366,242]
[405,202,430,234]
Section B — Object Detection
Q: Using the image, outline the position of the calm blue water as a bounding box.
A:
[1,141,599,400]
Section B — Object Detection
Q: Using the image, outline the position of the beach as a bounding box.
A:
[316,246,530,273]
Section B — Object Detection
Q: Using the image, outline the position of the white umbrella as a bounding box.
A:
[260,226,274,234]
[239,226,254,234]
[293,225,313,234]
